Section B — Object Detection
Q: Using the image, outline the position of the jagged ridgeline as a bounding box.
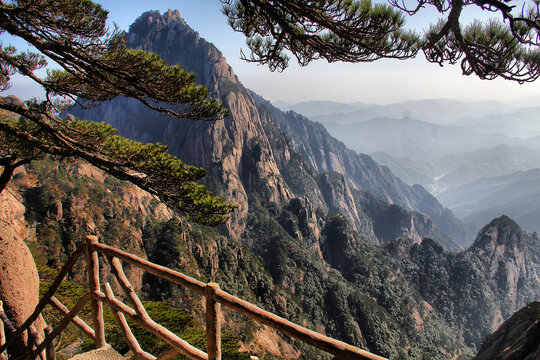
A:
[50,9,540,359]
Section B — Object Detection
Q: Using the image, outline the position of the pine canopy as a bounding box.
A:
[0,0,234,225]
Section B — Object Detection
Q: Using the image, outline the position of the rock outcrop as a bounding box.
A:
[385,216,540,348]
[469,216,540,319]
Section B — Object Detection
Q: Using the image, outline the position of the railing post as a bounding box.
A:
[205,283,221,360]
[44,327,55,360]
[86,236,106,348]
[0,301,5,360]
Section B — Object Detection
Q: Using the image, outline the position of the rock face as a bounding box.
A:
[469,216,540,318]
[68,9,470,250]
[70,10,292,240]
[474,302,540,360]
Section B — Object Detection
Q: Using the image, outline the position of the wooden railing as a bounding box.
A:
[0,236,388,360]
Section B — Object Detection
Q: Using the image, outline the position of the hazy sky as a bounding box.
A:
[3,0,540,105]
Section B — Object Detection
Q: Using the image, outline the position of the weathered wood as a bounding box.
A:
[91,242,206,295]
[155,347,180,360]
[214,289,388,360]
[44,327,55,360]
[30,292,92,359]
[0,244,86,353]
[205,283,221,360]
[94,240,387,360]
[0,300,16,359]
[49,296,95,341]
[0,302,15,335]
[108,257,150,321]
[86,236,106,348]
[104,284,155,360]
[99,287,208,360]
[29,324,45,360]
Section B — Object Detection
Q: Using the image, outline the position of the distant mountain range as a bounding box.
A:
[372,144,540,194]
[276,99,517,126]
[438,169,540,233]
[317,116,520,160]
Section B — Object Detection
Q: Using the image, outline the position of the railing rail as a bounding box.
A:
[0,236,388,360]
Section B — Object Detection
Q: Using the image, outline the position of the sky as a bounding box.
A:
[3,0,540,106]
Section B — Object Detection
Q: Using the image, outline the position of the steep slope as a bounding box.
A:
[69,10,293,241]
[68,10,471,248]
[4,158,480,359]
[474,302,540,360]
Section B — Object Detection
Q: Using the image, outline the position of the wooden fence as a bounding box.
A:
[0,236,388,360]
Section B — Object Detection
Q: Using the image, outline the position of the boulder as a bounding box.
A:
[0,220,46,356]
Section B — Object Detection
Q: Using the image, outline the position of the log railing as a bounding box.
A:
[0,236,388,360]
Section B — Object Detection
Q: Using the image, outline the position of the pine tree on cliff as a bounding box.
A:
[223,0,540,82]
[0,0,234,225]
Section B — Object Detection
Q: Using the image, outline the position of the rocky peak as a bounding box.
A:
[70,10,293,239]
[130,9,187,30]
[127,10,233,98]
[468,215,540,318]
[471,216,526,252]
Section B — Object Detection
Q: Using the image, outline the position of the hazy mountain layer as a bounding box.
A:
[278,99,512,125]
[438,169,540,233]
[319,116,523,161]
[372,144,540,194]
[453,106,540,138]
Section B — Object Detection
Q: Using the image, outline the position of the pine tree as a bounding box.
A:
[223,0,540,82]
[0,0,234,225]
